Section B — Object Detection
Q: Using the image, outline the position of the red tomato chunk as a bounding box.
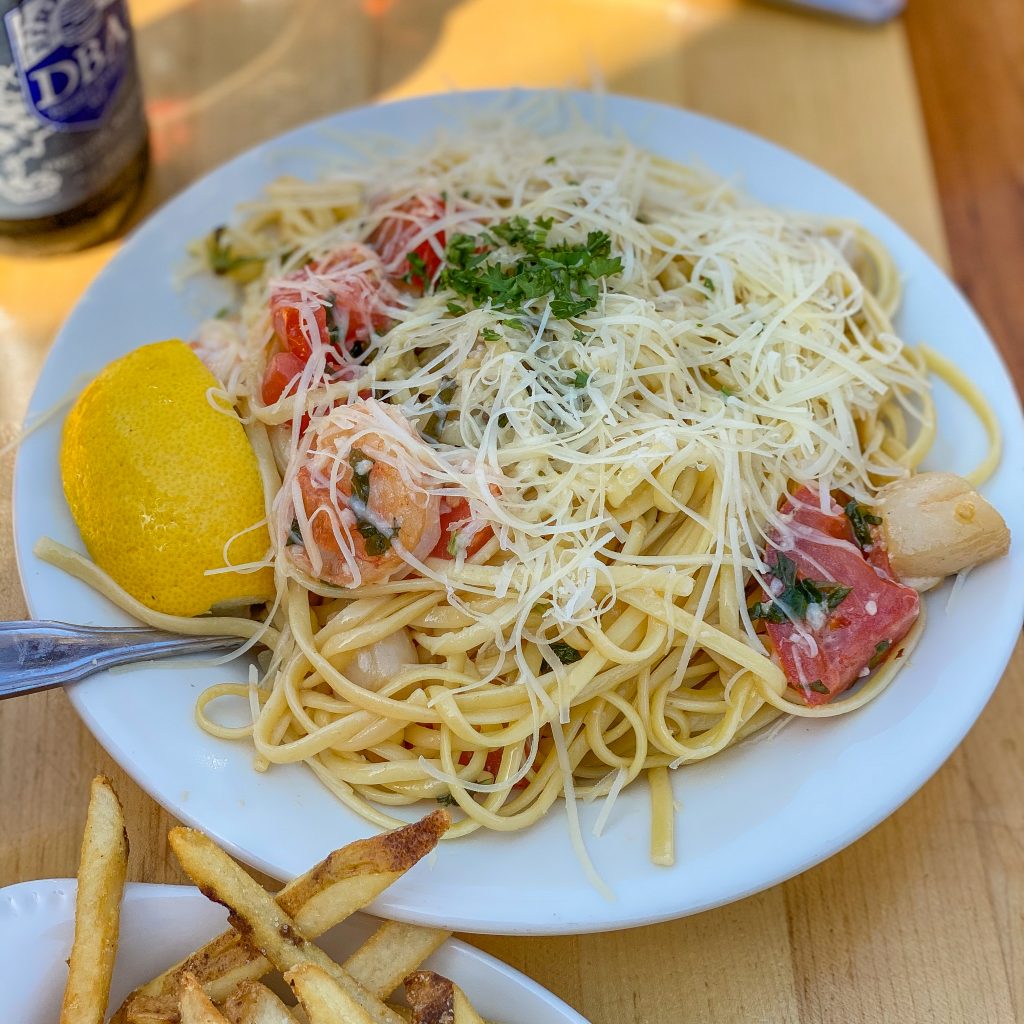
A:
[371,195,447,292]
[761,486,919,706]
[430,497,493,560]
[269,244,392,362]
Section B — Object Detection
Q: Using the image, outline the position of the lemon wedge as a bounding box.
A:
[60,340,275,617]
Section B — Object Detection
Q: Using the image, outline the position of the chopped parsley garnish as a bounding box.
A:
[868,639,891,670]
[572,370,589,388]
[749,552,852,624]
[446,301,466,316]
[436,793,457,807]
[446,530,460,557]
[544,155,557,164]
[205,226,264,283]
[481,327,501,342]
[422,379,457,442]
[324,296,341,348]
[403,250,428,286]
[346,450,396,555]
[809,680,829,695]
[438,216,622,321]
[356,519,395,556]
[550,641,582,664]
[844,499,882,551]
[700,275,715,292]
[349,448,373,503]
[572,328,586,343]
[213,306,230,319]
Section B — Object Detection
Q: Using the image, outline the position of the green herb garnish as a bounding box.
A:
[700,275,715,292]
[204,226,264,283]
[844,499,882,551]
[544,155,557,164]
[749,552,852,624]
[422,379,457,442]
[446,530,460,557]
[438,217,622,322]
[346,451,396,555]
[481,327,501,342]
[447,301,466,316]
[550,641,582,664]
[436,793,457,806]
[572,328,586,343]
[356,519,395,556]
[403,250,429,286]
[324,296,341,349]
[349,448,373,503]
[868,639,891,670]
[572,370,589,388]
[809,680,829,695]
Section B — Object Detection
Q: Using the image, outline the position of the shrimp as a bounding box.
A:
[283,399,442,587]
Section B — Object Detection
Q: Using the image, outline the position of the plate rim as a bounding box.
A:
[13,88,1024,936]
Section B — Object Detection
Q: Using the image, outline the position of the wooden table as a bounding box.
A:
[2,1,1021,1021]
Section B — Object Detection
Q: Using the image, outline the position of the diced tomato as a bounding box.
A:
[761,486,919,706]
[269,245,391,362]
[429,496,494,559]
[269,288,329,362]
[371,195,446,292]
[458,748,529,789]
[260,351,307,406]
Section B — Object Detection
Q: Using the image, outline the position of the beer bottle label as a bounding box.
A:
[0,0,147,220]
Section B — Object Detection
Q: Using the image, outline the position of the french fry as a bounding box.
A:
[221,981,297,1024]
[286,964,377,1024]
[343,922,450,999]
[404,972,486,1024]
[59,775,129,1024]
[117,812,449,1023]
[179,973,230,1024]
[169,827,404,1024]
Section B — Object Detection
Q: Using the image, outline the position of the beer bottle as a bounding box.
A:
[0,0,149,253]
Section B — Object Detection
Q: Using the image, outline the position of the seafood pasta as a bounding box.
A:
[43,112,1010,876]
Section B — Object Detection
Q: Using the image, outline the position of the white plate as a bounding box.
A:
[14,91,1024,935]
[0,879,587,1023]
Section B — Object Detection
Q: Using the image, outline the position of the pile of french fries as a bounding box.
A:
[59,776,491,1024]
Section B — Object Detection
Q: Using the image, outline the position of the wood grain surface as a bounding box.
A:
[1,2,1020,1022]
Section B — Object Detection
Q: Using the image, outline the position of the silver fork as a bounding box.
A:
[0,620,242,699]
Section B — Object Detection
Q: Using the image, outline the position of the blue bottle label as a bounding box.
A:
[0,0,146,219]
[4,0,133,130]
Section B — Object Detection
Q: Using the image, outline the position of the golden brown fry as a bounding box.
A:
[343,922,450,1000]
[179,973,231,1024]
[286,964,377,1024]
[59,775,129,1024]
[221,981,297,1024]
[118,812,449,1023]
[404,972,486,1024]
[169,827,404,1024]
